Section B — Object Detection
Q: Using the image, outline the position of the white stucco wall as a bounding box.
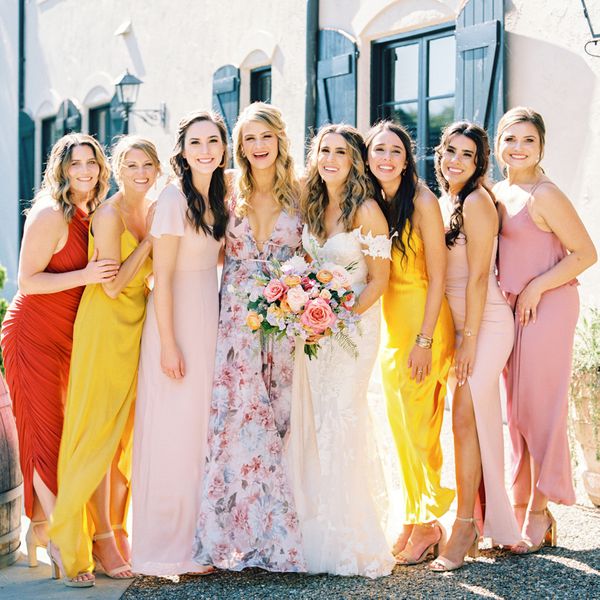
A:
[0,2,19,297]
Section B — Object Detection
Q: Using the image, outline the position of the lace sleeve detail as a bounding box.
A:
[355,226,393,259]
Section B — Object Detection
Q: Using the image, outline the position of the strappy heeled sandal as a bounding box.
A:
[519,508,557,554]
[47,540,95,588]
[395,521,446,566]
[430,516,480,572]
[92,531,135,579]
[26,519,47,567]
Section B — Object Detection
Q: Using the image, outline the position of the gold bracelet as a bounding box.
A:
[415,333,433,349]
[463,328,476,337]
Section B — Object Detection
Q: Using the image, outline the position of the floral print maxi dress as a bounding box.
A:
[193,199,306,572]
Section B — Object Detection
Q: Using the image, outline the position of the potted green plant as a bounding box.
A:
[570,307,600,507]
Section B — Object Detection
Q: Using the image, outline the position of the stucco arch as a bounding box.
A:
[33,89,61,118]
[234,30,278,69]
[79,71,115,107]
[353,0,458,39]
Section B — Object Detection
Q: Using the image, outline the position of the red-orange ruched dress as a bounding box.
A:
[0,208,88,517]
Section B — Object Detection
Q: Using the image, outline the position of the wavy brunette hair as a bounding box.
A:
[365,121,419,262]
[170,110,228,240]
[495,106,546,173]
[34,133,111,221]
[232,102,299,218]
[435,121,492,247]
[302,124,373,241]
[111,135,161,188]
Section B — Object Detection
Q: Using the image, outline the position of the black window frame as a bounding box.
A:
[40,115,58,181]
[250,66,272,104]
[371,24,455,188]
[88,103,112,149]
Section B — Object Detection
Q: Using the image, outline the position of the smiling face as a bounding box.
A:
[66,144,100,196]
[367,129,407,186]
[317,133,353,187]
[241,120,278,170]
[183,120,225,175]
[498,121,542,172]
[440,134,477,191]
[119,148,158,195]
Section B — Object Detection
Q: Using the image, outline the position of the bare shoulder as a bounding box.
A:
[531,178,569,211]
[356,198,388,233]
[463,187,496,215]
[413,183,439,213]
[26,197,67,231]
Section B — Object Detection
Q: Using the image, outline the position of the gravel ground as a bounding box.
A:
[123,378,600,600]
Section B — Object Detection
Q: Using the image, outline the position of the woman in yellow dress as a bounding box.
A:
[366,122,455,565]
[49,136,160,586]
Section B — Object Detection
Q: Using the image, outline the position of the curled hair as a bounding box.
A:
[365,120,419,262]
[35,133,110,221]
[232,102,299,217]
[495,106,546,172]
[302,124,374,241]
[434,121,492,247]
[170,110,228,240]
[111,135,161,188]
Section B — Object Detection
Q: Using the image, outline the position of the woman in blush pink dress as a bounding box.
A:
[430,122,522,573]
[494,107,597,552]
[131,111,228,576]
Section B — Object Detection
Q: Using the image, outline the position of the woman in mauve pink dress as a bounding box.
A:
[494,107,597,553]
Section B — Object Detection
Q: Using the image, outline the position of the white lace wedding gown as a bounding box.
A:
[286,225,396,579]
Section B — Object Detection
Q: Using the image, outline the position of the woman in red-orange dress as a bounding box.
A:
[0,134,118,580]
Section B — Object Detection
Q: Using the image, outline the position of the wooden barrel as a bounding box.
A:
[0,373,23,568]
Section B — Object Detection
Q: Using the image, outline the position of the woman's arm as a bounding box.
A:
[455,189,498,386]
[409,187,448,382]
[18,205,119,294]
[517,183,597,325]
[153,234,185,379]
[353,199,391,315]
[92,203,152,299]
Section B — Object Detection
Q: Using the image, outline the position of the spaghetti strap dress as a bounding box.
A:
[50,206,152,578]
[0,207,88,517]
[380,224,455,525]
[498,185,579,505]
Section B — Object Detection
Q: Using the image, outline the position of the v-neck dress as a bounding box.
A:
[193,195,306,572]
[50,205,152,578]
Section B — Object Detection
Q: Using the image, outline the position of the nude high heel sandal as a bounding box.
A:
[92,531,135,579]
[47,540,95,588]
[395,521,447,566]
[25,519,47,567]
[430,517,480,572]
[521,508,557,554]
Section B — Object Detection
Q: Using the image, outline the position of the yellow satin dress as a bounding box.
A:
[50,213,151,578]
[380,224,455,524]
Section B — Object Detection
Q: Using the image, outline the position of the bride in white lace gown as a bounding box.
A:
[288,124,395,578]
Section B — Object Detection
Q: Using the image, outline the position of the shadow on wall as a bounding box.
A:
[504,31,594,204]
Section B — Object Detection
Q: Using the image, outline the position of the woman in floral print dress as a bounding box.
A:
[193,103,305,572]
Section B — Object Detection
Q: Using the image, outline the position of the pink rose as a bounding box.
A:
[264,279,287,302]
[330,265,351,290]
[300,276,314,291]
[300,297,337,334]
[287,286,310,313]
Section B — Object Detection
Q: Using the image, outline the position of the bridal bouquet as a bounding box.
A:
[239,254,360,359]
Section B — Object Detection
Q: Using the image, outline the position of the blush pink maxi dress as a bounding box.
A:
[498,188,579,506]
[445,231,522,546]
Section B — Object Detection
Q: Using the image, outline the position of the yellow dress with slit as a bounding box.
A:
[50,215,151,578]
[380,224,455,524]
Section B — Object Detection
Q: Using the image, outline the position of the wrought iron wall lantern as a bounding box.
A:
[114,70,167,133]
[581,0,600,57]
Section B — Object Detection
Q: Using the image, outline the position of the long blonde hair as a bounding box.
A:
[35,133,111,221]
[111,135,161,188]
[232,102,299,217]
[302,124,373,241]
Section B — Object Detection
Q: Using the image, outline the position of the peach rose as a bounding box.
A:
[264,279,287,302]
[287,286,310,313]
[330,265,351,290]
[316,269,333,284]
[283,274,302,287]
[300,297,337,334]
[320,289,332,300]
[246,311,262,331]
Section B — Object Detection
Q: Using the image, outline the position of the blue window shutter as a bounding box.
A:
[18,111,35,237]
[212,65,240,142]
[55,99,82,137]
[316,29,358,128]
[455,0,504,136]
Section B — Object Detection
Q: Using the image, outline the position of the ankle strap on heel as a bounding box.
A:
[455,516,476,523]
[93,531,115,542]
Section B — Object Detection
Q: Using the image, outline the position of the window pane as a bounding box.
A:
[250,67,271,104]
[428,36,455,97]
[389,102,418,142]
[393,43,419,102]
[424,157,439,195]
[428,97,454,150]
